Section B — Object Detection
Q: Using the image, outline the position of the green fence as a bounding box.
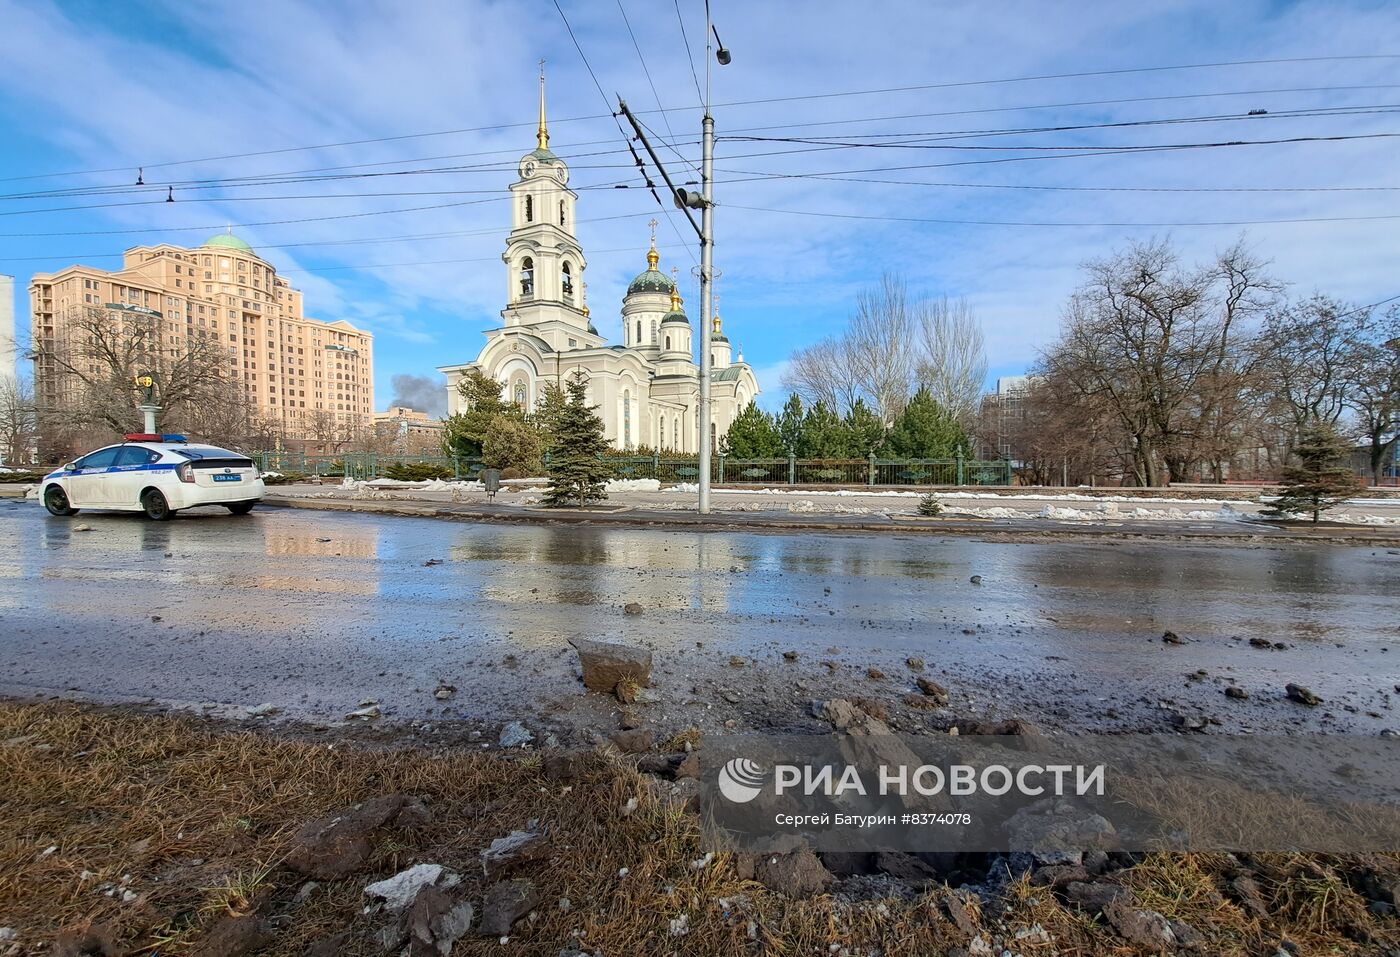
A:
[255,450,1012,486]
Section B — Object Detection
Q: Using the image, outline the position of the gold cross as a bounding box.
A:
[648,218,658,244]
[538,58,545,80]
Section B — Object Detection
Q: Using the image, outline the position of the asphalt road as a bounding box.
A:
[1,498,1396,737]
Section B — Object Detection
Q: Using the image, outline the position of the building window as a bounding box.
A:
[634,320,641,343]
[559,200,566,226]
[666,335,672,350]
[650,320,657,344]
[562,262,573,298]
[623,390,631,448]
[524,195,533,222]
[520,257,534,297]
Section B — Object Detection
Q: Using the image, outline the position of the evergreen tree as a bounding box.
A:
[777,394,804,454]
[543,370,613,506]
[798,400,848,458]
[843,398,886,456]
[482,414,544,476]
[531,380,569,451]
[1264,422,1363,523]
[722,401,784,457]
[881,386,967,458]
[442,369,512,457]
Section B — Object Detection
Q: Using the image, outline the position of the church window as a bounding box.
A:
[665,335,672,350]
[635,320,641,343]
[559,200,566,226]
[562,262,573,297]
[661,418,667,450]
[524,195,533,222]
[674,417,682,452]
[520,257,534,296]
[623,390,631,448]
[650,320,657,344]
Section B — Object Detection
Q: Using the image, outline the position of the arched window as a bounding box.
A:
[650,320,658,344]
[623,389,631,448]
[635,320,641,343]
[562,262,573,298]
[520,257,534,296]
[661,418,666,450]
[674,416,681,452]
[524,195,533,222]
[665,335,672,350]
[559,200,566,225]
[711,422,717,450]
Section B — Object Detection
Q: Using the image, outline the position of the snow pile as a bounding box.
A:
[670,482,699,493]
[1332,512,1400,526]
[24,485,40,500]
[605,478,661,492]
[788,500,875,515]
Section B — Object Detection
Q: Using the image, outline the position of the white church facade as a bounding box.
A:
[437,79,759,453]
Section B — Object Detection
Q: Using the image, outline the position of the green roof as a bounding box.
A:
[627,268,675,296]
[660,310,689,325]
[713,366,745,381]
[529,147,562,164]
[710,332,729,342]
[203,232,253,253]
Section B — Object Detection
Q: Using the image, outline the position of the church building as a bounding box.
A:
[437,76,759,452]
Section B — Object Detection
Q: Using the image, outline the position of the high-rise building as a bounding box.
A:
[28,233,373,443]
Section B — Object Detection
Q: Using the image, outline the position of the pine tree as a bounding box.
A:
[722,401,784,457]
[1264,422,1363,523]
[881,386,967,458]
[798,400,847,458]
[777,394,804,454]
[531,380,569,451]
[843,398,886,456]
[543,370,613,507]
[442,369,512,457]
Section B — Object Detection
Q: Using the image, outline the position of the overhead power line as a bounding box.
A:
[5,53,1395,185]
[724,203,1400,228]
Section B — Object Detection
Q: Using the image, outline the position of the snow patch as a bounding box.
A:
[605,478,661,492]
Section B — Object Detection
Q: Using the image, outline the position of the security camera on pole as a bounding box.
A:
[134,372,159,434]
[619,4,730,514]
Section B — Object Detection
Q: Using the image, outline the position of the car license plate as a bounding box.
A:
[213,474,242,482]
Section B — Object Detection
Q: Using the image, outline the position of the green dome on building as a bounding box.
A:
[203,231,253,253]
[626,243,676,296]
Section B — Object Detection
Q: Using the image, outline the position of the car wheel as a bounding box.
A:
[44,486,78,517]
[225,500,257,515]
[141,488,174,521]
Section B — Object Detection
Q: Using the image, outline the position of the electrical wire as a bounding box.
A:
[673,0,705,105]
[724,203,1400,228]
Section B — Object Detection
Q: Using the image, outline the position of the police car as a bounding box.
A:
[41,434,265,521]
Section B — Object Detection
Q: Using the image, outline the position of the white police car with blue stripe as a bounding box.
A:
[41,434,266,521]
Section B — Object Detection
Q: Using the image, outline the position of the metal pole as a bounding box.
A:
[698,111,713,514]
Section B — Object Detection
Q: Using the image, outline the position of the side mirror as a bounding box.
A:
[63,461,79,471]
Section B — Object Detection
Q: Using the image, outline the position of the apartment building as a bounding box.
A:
[28,232,373,442]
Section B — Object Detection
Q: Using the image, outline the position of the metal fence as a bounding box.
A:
[255,450,1013,486]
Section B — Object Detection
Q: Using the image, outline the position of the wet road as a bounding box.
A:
[1,499,1396,735]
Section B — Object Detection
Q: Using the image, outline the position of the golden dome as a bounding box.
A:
[646,244,659,269]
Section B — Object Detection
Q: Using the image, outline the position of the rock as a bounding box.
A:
[743,847,834,898]
[1005,800,1116,866]
[542,750,588,782]
[423,558,443,567]
[365,864,460,913]
[610,729,655,754]
[245,703,279,717]
[941,889,981,935]
[481,829,547,874]
[194,912,272,957]
[73,524,92,532]
[915,677,949,705]
[903,693,942,710]
[815,698,891,734]
[433,684,455,700]
[957,717,1040,737]
[1286,683,1322,706]
[1029,864,1089,889]
[1170,918,1206,950]
[1249,637,1274,649]
[499,721,533,748]
[305,932,350,957]
[969,574,983,585]
[0,928,15,943]
[674,753,700,779]
[905,656,925,671]
[286,795,424,879]
[403,885,475,956]
[623,602,643,615]
[1103,900,1176,950]
[866,667,886,680]
[1065,880,1127,914]
[344,703,381,720]
[617,707,642,729]
[1162,630,1185,644]
[477,879,540,936]
[782,650,799,662]
[1173,712,1210,731]
[874,850,939,882]
[728,655,746,667]
[569,638,652,692]
[52,921,119,957]
[1229,874,1268,918]
[1224,686,1249,700]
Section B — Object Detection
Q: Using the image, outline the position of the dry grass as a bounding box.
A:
[0,702,1396,956]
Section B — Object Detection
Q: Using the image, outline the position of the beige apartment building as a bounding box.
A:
[373,406,444,455]
[29,232,373,444]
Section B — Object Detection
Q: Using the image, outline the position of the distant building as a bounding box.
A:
[978,375,1033,460]
[0,274,15,389]
[374,406,444,455]
[437,73,759,452]
[28,234,373,442]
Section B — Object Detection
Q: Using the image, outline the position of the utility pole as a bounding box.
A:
[617,1,729,515]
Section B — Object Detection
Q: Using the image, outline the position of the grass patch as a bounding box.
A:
[0,702,1396,955]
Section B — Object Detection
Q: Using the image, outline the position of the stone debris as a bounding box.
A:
[969,574,983,585]
[568,638,652,692]
[1103,900,1178,950]
[1286,683,1322,706]
[905,656,925,671]
[610,728,655,754]
[1224,686,1249,700]
[423,558,443,567]
[244,703,279,717]
[433,684,456,700]
[477,879,540,936]
[194,910,272,957]
[914,676,949,704]
[402,884,474,956]
[735,846,834,898]
[499,721,533,748]
[1161,630,1185,644]
[364,863,460,913]
[623,602,643,615]
[344,703,381,721]
[480,828,547,874]
[285,794,431,879]
[782,650,799,662]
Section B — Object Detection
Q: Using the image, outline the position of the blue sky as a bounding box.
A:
[2,0,1398,414]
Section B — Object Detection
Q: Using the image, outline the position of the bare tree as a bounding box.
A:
[783,336,861,415]
[914,296,987,425]
[304,408,358,454]
[1253,294,1359,429]
[847,274,916,422]
[30,305,236,441]
[1343,306,1400,485]
[0,375,38,466]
